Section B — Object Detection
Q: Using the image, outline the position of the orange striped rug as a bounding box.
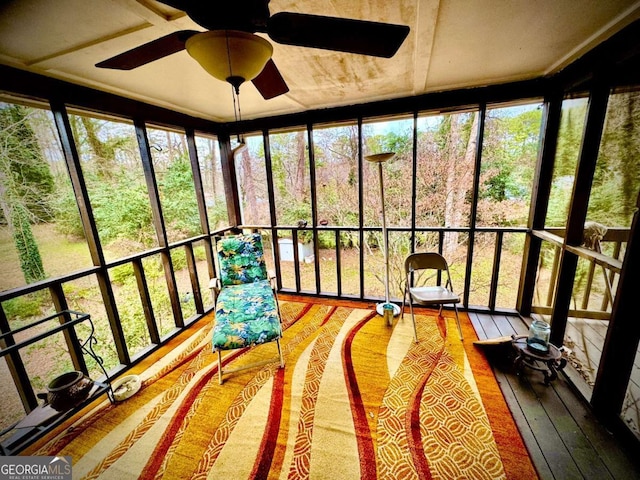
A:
[26,301,538,479]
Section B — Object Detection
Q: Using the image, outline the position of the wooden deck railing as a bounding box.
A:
[531,227,627,320]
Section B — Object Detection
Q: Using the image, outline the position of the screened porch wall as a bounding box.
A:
[0,18,639,444]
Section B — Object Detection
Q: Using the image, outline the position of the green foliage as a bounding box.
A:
[91,170,156,245]
[73,116,133,179]
[480,106,542,225]
[52,205,81,237]
[50,175,86,238]
[11,203,46,283]
[170,248,187,271]
[114,276,153,355]
[556,103,586,177]
[2,295,43,319]
[0,104,52,284]
[158,156,201,237]
[193,243,208,262]
[52,167,157,244]
[207,198,229,231]
[110,263,134,285]
[52,125,202,246]
[144,272,175,336]
[317,231,336,249]
[0,104,55,224]
[270,132,308,200]
[545,101,587,226]
[378,129,413,158]
[588,91,640,226]
[278,201,314,242]
[481,109,539,202]
[546,92,640,229]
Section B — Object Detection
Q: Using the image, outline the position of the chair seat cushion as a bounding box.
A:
[212,279,281,351]
[410,286,460,304]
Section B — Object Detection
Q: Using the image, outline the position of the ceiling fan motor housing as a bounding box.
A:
[181,0,272,32]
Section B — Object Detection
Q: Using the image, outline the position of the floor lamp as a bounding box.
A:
[365,152,401,324]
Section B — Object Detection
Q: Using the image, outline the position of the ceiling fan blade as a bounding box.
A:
[267,12,410,58]
[96,30,199,70]
[252,59,289,99]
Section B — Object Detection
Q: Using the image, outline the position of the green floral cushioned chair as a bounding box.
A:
[211,232,284,384]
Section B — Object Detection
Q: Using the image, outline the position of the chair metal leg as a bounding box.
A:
[454,304,463,341]
[275,297,285,368]
[276,338,284,368]
[217,350,223,385]
[409,300,418,343]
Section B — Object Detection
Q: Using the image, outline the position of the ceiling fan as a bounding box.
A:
[96,0,410,100]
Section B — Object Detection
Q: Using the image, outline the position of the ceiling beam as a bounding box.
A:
[0,64,221,132]
[412,0,441,93]
[25,24,154,67]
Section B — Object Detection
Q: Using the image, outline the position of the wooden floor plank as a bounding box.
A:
[473,313,564,478]
[552,378,640,480]
[492,314,519,337]
[492,367,554,479]
[529,378,614,479]
[506,315,530,336]
[476,312,503,340]
[467,312,488,340]
[471,312,640,480]
[507,372,583,479]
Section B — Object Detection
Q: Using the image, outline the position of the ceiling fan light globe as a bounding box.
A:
[185,30,273,86]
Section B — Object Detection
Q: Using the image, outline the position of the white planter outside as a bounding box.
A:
[278,238,314,263]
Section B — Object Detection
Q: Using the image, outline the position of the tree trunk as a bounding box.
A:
[444,112,478,257]
[208,138,218,199]
[240,148,258,223]
[165,130,175,165]
[80,116,115,178]
[295,131,307,199]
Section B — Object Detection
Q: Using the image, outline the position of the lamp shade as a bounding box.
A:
[365,152,395,163]
[186,30,273,89]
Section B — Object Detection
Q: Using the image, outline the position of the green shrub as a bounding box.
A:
[170,249,187,271]
[2,295,43,320]
[110,263,134,285]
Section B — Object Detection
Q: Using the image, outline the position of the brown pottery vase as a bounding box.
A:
[46,371,94,411]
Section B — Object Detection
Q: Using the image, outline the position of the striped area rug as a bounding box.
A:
[26,301,538,479]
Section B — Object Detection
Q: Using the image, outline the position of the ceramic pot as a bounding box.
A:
[47,371,94,411]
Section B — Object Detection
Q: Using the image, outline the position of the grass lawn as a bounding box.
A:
[0,224,93,292]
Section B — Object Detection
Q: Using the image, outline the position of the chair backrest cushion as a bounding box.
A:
[217,233,268,286]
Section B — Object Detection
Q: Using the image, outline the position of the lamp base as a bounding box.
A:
[376,302,401,326]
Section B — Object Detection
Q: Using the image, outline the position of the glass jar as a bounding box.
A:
[527,319,551,353]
